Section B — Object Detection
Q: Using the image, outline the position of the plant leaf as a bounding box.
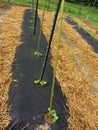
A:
[51,109,56,115]
[48,107,51,112]
[34,79,40,84]
[53,116,59,122]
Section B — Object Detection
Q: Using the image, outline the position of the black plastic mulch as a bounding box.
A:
[65,17,98,53]
[6,9,69,130]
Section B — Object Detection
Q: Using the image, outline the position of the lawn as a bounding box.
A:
[64,2,98,26]
[0,0,31,5]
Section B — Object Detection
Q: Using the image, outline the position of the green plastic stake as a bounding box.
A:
[45,0,65,124]
[34,1,46,57]
[49,0,65,117]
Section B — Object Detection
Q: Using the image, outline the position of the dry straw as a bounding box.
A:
[38,8,98,130]
[0,3,98,130]
[0,4,28,129]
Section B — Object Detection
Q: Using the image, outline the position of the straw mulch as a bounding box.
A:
[0,4,27,129]
[0,4,98,130]
[38,10,98,130]
[72,17,98,40]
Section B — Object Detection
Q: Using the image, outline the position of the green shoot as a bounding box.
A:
[34,79,47,87]
[45,107,59,123]
[34,51,43,58]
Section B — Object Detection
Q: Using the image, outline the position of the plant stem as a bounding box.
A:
[36,1,46,52]
[33,0,39,36]
[49,0,65,111]
[39,0,62,81]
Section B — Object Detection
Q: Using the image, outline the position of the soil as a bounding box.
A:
[0,3,98,130]
[44,113,55,124]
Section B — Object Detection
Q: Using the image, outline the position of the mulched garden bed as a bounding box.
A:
[0,3,98,130]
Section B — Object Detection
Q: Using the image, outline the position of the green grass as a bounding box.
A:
[0,0,98,26]
[0,0,8,2]
[0,0,31,5]
[64,2,98,26]
[38,0,98,26]
[10,0,30,6]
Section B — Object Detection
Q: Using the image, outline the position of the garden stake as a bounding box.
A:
[39,0,62,82]
[31,0,34,13]
[34,0,61,87]
[33,0,39,36]
[34,0,46,58]
[30,0,35,26]
[45,0,65,123]
[31,0,32,12]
